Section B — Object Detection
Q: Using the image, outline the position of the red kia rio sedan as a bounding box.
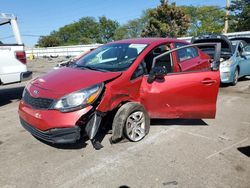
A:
[19,38,221,149]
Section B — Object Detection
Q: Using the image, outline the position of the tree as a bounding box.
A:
[114,18,147,40]
[114,11,150,40]
[37,35,60,47]
[76,17,100,43]
[36,16,120,46]
[55,17,99,45]
[98,16,119,43]
[181,6,225,35]
[141,0,190,37]
[229,0,250,31]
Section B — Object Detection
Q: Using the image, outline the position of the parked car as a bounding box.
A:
[0,13,32,85]
[54,48,97,69]
[19,38,221,149]
[192,34,250,85]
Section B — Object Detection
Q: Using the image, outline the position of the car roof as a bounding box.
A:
[229,37,250,44]
[109,38,189,45]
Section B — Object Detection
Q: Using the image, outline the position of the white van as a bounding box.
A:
[0,13,32,85]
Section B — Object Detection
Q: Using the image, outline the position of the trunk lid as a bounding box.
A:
[192,34,232,58]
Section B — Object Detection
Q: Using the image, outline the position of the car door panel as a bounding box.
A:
[140,70,220,119]
[175,43,206,72]
[239,45,250,76]
[239,55,250,76]
[179,56,200,72]
[239,57,250,76]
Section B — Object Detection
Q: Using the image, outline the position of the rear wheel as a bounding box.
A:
[232,68,239,86]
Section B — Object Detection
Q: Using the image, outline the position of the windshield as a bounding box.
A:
[75,43,147,72]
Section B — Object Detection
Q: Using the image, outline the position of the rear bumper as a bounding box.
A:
[20,71,32,82]
[20,118,80,144]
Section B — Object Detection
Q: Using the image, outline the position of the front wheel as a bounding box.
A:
[232,68,239,86]
[112,102,150,142]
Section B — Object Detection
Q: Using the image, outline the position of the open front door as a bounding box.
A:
[140,43,221,119]
[141,71,220,119]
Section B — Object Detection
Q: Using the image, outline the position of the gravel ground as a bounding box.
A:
[0,58,249,188]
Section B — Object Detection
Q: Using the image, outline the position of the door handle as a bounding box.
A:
[201,79,217,85]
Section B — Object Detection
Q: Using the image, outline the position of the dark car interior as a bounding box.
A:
[192,34,233,60]
[144,44,173,73]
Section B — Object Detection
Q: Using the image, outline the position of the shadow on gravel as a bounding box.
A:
[239,76,250,82]
[36,136,89,150]
[0,86,24,107]
[151,119,208,126]
[238,146,250,157]
[220,83,230,88]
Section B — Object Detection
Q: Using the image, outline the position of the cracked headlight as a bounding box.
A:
[220,60,232,68]
[51,83,103,112]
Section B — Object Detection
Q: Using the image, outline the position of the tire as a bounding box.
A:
[112,102,150,142]
[232,68,239,86]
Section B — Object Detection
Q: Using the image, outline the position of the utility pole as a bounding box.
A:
[161,0,168,5]
[223,0,230,33]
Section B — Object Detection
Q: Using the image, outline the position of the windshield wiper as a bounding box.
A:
[77,65,108,72]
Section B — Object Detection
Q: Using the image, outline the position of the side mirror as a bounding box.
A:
[147,66,167,84]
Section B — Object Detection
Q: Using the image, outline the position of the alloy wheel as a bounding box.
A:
[125,111,146,142]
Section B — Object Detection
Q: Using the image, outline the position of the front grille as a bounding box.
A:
[23,90,54,109]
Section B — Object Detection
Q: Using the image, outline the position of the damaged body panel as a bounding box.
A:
[19,38,221,148]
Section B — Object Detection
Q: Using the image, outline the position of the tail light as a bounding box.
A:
[15,51,27,64]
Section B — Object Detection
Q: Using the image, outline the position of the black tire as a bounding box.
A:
[232,68,239,86]
[111,102,150,143]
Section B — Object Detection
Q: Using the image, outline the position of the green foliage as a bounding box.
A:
[141,1,190,37]
[99,16,119,43]
[37,16,119,47]
[37,35,60,47]
[114,11,149,40]
[181,6,225,35]
[229,0,250,31]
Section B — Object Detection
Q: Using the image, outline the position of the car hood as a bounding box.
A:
[192,34,233,54]
[31,67,121,96]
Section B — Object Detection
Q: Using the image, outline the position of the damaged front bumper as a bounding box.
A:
[19,99,105,148]
[20,118,81,144]
[18,100,95,143]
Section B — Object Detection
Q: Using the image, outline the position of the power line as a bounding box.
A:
[0,35,14,40]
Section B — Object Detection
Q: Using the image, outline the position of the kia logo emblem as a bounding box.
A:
[33,90,39,95]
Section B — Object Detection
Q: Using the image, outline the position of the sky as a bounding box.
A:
[1,0,226,46]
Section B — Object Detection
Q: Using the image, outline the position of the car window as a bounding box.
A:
[144,43,171,73]
[243,44,250,52]
[175,43,199,62]
[76,43,147,72]
[131,61,147,80]
[154,53,173,73]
